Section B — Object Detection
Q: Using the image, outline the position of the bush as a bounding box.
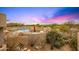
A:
[69,32,77,50]
[46,30,65,49]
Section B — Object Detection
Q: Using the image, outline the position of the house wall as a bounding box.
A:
[77,32,79,51]
[0,27,4,45]
[0,13,6,27]
[0,13,6,47]
[7,32,47,51]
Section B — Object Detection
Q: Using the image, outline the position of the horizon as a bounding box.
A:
[0,7,79,24]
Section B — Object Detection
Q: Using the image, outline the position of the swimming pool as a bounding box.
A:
[12,29,30,32]
[17,29,30,32]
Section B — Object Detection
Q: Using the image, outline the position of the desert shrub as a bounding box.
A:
[46,30,65,49]
[69,32,77,50]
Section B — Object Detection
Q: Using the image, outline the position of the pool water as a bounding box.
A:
[17,29,30,32]
[12,29,30,32]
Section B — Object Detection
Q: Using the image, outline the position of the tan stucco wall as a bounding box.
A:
[77,32,79,51]
[0,13,6,27]
[0,13,6,50]
[7,32,46,51]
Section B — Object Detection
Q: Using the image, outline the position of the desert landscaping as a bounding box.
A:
[0,13,79,51]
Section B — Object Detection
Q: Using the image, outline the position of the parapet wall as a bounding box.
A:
[77,32,79,51]
[0,13,6,27]
[0,13,6,50]
[7,32,47,51]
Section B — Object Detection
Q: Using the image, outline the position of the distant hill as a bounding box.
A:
[7,23,24,27]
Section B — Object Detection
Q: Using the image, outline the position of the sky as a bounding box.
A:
[0,7,79,24]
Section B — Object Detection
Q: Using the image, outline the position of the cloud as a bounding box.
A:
[40,13,79,24]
